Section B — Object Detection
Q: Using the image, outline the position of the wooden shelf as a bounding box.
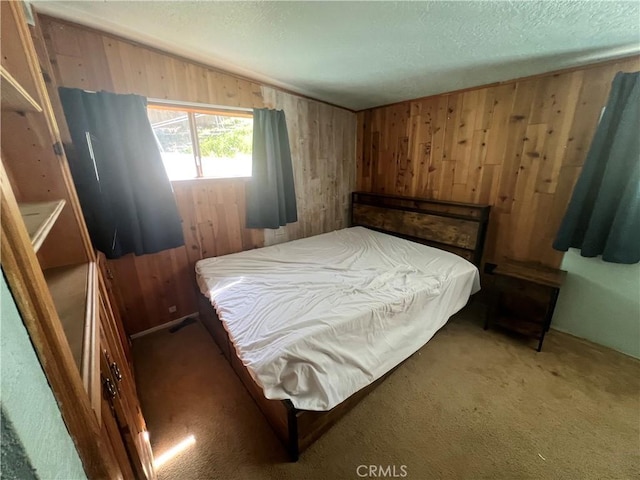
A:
[493,315,545,338]
[43,262,100,409]
[18,200,66,252]
[1,65,42,113]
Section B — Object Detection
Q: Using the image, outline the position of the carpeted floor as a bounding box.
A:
[133,305,640,480]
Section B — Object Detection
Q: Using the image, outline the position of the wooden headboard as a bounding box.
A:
[351,192,490,266]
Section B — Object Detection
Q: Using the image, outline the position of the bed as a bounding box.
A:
[196,192,490,460]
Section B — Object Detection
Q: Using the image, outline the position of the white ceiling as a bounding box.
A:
[33,1,640,110]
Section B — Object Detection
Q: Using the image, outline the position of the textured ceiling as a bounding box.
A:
[33,1,640,110]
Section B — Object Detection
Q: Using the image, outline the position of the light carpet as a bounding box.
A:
[133,305,640,480]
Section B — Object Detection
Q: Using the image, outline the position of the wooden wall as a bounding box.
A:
[356,57,640,268]
[38,15,356,333]
[262,87,356,245]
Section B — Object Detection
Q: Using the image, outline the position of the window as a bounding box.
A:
[147,103,253,181]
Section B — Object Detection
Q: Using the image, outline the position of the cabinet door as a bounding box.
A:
[97,252,133,370]
[99,279,156,479]
[100,367,136,480]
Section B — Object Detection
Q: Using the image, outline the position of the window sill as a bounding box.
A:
[170,176,252,186]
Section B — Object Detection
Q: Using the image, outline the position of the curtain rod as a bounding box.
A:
[147,98,253,113]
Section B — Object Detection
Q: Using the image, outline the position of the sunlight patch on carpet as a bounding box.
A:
[153,435,196,469]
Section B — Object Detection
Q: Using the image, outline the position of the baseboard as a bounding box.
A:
[550,326,640,360]
[130,312,199,339]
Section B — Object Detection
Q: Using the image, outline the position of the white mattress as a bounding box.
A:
[196,227,480,411]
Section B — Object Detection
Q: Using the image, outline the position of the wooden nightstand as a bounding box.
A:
[484,259,567,352]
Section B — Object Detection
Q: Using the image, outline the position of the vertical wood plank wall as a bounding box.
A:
[356,56,640,268]
[39,15,356,333]
[262,87,356,245]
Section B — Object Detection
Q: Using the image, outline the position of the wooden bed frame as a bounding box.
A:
[197,192,490,460]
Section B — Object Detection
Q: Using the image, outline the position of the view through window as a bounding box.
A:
[147,104,253,180]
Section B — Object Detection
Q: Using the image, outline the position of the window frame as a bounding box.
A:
[147,100,253,180]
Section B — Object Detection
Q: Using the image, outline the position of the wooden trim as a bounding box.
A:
[169,176,252,187]
[129,313,199,339]
[358,54,640,112]
[84,262,100,421]
[187,111,203,177]
[147,101,253,118]
[42,261,101,421]
[0,64,43,112]
[33,12,356,113]
[18,200,66,252]
[1,159,121,479]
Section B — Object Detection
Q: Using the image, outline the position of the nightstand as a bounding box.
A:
[484,259,567,352]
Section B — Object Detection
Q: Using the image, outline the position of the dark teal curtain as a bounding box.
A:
[246,108,297,229]
[59,88,184,259]
[553,71,640,264]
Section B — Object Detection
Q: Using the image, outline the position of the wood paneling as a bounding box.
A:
[38,15,356,333]
[105,179,264,334]
[173,179,264,260]
[356,57,640,268]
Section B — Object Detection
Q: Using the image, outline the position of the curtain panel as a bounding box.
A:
[246,108,298,229]
[58,88,184,259]
[553,71,640,264]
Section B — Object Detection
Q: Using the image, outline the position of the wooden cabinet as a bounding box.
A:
[1,2,154,478]
[98,253,134,373]
[99,254,156,480]
[484,259,567,351]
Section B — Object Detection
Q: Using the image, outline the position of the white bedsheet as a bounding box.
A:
[196,227,480,411]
